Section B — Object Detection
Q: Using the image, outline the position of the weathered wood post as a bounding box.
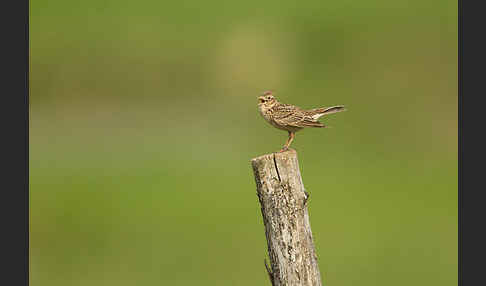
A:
[251,149,322,286]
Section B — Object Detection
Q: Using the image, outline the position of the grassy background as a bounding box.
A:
[30,1,457,285]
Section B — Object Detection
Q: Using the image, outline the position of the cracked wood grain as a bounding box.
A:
[251,149,322,286]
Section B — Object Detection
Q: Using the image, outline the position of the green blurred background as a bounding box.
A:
[30,0,457,285]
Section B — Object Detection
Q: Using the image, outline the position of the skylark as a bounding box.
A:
[257,91,346,152]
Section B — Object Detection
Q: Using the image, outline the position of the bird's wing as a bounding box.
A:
[273,104,325,128]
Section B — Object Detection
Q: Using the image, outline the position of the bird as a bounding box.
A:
[257,91,346,152]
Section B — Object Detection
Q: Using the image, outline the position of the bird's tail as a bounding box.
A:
[309,105,346,119]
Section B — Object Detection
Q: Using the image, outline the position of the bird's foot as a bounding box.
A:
[279,147,289,153]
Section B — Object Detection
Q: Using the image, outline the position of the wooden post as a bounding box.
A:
[251,149,322,286]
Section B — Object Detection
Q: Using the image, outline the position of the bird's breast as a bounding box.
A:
[258,105,270,119]
[258,105,291,131]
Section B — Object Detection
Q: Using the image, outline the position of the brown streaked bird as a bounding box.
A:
[257,91,346,152]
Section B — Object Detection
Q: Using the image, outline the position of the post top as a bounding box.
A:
[250,149,297,163]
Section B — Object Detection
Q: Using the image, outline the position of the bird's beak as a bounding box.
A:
[258,96,265,103]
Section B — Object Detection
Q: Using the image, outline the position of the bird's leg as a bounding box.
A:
[280,131,295,152]
[280,132,291,152]
[284,132,295,150]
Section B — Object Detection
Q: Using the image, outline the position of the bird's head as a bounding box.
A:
[258,91,277,105]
